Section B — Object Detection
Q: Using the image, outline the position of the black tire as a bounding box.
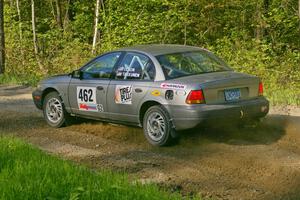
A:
[143,105,176,146]
[42,91,71,128]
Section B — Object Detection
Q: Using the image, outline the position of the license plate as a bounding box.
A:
[224,88,241,101]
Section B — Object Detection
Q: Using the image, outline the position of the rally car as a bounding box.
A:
[32,44,269,146]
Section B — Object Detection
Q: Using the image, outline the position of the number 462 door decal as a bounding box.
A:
[76,87,103,112]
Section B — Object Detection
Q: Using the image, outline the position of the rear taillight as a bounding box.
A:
[258,82,263,96]
[186,90,205,104]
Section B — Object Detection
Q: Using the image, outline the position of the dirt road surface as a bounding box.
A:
[1,85,300,200]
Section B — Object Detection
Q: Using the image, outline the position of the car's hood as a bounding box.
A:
[41,74,71,84]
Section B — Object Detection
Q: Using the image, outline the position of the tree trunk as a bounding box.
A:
[50,0,56,23]
[16,0,24,59]
[31,0,43,72]
[298,0,300,21]
[55,0,62,29]
[16,0,22,40]
[92,0,100,54]
[63,0,70,30]
[261,0,270,38]
[263,0,270,12]
[183,24,187,45]
[31,0,38,55]
[0,0,5,74]
[255,1,263,40]
[256,0,271,40]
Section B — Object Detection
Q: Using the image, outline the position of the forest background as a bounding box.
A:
[0,0,299,105]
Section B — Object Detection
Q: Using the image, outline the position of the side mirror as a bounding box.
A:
[71,70,83,79]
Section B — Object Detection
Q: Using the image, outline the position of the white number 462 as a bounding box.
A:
[77,87,96,103]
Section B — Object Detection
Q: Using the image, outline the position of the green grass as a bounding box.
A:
[0,136,187,200]
[0,74,40,86]
[0,74,19,85]
[266,86,300,105]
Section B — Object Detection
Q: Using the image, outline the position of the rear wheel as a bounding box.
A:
[43,91,71,127]
[143,105,176,146]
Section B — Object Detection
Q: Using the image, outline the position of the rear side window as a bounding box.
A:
[115,53,155,80]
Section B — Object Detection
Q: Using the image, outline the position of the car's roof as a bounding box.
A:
[118,44,205,56]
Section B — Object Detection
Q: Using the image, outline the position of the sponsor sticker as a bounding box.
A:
[151,90,161,96]
[160,83,186,90]
[97,104,104,112]
[117,66,135,72]
[77,87,102,112]
[79,103,98,111]
[116,72,140,78]
[116,66,141,78]
[115,85,132,104]
[176,90,187,96]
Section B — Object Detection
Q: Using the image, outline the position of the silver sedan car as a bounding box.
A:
[32,45,269,146]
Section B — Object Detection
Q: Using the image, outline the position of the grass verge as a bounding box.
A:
[0,74,40,86]
[0,136,189,200]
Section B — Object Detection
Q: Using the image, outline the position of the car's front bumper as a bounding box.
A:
[165,97,269,130]
[32,89,43,110]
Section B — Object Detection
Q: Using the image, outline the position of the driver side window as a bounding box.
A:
[81,52,121,79]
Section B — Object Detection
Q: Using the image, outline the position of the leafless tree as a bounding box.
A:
[63,0,71,30]
[92,0,100,54]
[16,0,24,58]
[55,0,62,29]
[298,0,300,21]
[0,0,5,74]
[31,0,43,72]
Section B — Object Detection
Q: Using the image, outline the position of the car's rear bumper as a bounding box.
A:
[32,89,43,110]
[165,97,269,130]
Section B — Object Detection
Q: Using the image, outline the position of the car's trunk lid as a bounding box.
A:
[175,71,260,104]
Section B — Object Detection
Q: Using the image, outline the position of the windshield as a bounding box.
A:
[156,50,232,79]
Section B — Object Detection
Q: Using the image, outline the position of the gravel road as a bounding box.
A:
[1,85,300,200]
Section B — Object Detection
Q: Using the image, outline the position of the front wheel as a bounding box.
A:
[143,105,176,146]
[43,91,70,128]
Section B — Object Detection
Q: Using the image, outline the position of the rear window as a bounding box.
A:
[156,50,232,79]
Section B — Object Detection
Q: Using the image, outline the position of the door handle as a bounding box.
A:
[135,88,143,93]
[97,86,104,91]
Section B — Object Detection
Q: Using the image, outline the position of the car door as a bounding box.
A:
[68,52,122,119]
[106,52,156,123]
